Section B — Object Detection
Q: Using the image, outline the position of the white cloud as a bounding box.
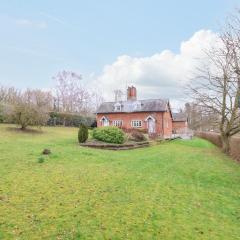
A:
[92,30,220,108]
[15,18,47,29]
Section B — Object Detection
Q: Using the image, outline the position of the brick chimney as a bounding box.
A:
[127,86,137,101]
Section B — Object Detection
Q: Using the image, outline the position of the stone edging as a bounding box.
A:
[80,141,151,150]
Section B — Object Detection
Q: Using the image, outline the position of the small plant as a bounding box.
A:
[92,126,125,144]
[78,124,88,143]
[37,156,45,163]
[130,130,147,142]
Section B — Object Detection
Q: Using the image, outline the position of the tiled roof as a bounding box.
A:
[172,112,187,122]
[96,99,169,113]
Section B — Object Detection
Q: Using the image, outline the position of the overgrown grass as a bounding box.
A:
[0,124,239,239]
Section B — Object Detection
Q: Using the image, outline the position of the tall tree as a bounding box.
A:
[53,71,90,113]
[188,12,240,153]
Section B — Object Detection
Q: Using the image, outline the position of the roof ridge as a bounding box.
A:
[100,98,169,104]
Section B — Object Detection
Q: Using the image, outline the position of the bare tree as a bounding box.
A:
[188,12,240,153]
[0,86,21,104]
[114,89,123,102]
[0,86,21,123]
[89,89,104,112]
[5,89,52,130]
[53,71,91,113]
[184,102,219,131]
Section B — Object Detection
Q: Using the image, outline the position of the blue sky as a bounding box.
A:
[0,0,238,100]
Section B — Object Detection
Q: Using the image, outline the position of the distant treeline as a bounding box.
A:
[0,111,97,128]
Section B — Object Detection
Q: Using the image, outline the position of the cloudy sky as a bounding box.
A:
[0,0,238,108]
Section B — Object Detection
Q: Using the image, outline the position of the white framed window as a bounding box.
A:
[131,120,142,128]
[133,101,141,110]
[114,103,121,111]
[112,120,123,127]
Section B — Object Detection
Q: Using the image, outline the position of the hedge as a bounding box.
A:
[47,112,96,128]
[195,132,240,161]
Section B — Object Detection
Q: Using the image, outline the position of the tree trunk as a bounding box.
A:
[221,134,230,154]
[21,125,26,130]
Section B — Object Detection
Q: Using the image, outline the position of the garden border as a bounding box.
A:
[80,141,151,150]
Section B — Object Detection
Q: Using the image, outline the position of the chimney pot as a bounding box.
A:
[127,86,137,101]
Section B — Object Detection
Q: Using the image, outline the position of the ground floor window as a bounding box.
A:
[131,120,142,128]
[112,120,123,127]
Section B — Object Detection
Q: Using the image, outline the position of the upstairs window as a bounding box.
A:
[114,103,121,112]
[131,120,142,128]
[133,101,141,111]
[112,120,123,127]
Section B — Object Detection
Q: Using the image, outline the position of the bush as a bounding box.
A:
[47,112,96,128]
[92,127,125,144]
[130,130,147,142]
[37,156,45,163]
[78,124,88,143]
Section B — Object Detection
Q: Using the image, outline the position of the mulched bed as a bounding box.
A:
[80,139,151,150]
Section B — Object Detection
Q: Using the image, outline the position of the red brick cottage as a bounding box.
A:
[96,86,188,138]
[172,112,188,134]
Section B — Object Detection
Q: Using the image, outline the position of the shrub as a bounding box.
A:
[37,156,45,163]
[130,130,147,142]
[92,127,125,144]
[78,124,88,143]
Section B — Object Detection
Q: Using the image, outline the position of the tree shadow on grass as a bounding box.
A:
[6,126,44,134]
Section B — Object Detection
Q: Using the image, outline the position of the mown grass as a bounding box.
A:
[0,124,239,239]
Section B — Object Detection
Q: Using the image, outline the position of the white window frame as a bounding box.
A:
[112,120,123,127]
[133,101,141,110]
[114,103,121,112]
[131,120,142,128]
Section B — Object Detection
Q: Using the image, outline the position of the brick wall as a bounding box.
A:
[172,121,188,133]
[162,111,173,138]
[97,112,173,137]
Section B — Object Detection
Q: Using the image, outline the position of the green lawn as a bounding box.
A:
[0,124,239,240]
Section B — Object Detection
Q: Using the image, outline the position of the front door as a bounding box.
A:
[102,118,109,126]
[148,118,156,134]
